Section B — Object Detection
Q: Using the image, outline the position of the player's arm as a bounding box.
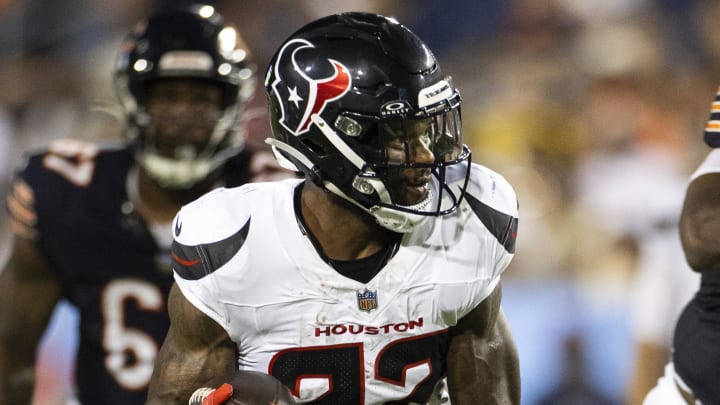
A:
[146,283,237,404]
[679,172,720,272]
[0,236,62,405]
[446,284,520,405]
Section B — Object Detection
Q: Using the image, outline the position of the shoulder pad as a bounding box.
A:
[171,186,254,280]
[464,164,518,253]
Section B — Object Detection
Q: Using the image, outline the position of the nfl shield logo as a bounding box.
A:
[357,289,378,312]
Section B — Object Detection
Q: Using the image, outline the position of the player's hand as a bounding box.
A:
[188,382,233,405]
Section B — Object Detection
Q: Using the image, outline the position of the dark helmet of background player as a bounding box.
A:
[264,12,471,233]
[114,3,256,188]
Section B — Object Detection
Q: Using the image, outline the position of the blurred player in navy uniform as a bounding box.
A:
[642,87,720,404]
[147,12,520,404]
[0,4,290,404]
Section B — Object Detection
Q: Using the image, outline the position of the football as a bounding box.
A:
[190,370,297,405]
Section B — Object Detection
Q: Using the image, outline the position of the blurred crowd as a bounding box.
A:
[1,0,718,404]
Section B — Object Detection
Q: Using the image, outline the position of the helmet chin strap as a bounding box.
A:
[369,190,433,233]
[323,181,430,233]
[139,152,213,189]
[138,148,236,189]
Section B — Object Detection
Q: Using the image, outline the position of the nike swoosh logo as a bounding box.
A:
[171,252,199,266]
[172,217,251,280]
[174,219,182,236]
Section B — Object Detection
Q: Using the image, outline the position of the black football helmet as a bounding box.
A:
[114,3,256,188]
[265,12,471,232]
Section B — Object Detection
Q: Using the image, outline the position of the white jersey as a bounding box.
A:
[690,148,720,180]
[171,163,518,404]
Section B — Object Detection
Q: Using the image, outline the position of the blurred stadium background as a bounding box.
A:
[1,0,717,403]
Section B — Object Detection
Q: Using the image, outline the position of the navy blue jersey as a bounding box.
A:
[9,140,252,404]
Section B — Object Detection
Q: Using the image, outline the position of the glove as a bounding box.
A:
[188,383,234,405]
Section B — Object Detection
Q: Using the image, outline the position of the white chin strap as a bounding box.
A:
[324,181,431,233]
[139,152,220,189]
[369,203,431,233]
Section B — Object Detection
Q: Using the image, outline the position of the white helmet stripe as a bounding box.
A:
[265,138,314,171]
[310,114,366,170]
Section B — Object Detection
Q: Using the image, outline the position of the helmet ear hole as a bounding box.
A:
[300,138,328,157]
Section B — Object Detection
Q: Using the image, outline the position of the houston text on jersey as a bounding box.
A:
[314,317,425,337]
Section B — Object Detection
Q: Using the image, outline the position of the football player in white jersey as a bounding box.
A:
[147,12,521,405]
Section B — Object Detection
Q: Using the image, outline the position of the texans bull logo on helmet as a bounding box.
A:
[268,38,351,136]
